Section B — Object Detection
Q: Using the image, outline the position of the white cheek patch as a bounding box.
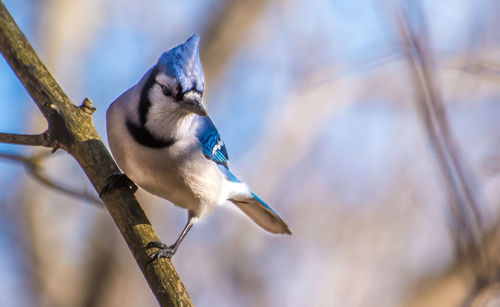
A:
[145,85,194,141]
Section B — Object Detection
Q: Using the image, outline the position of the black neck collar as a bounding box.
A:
[126,66,175,148]
[126,119,176,148]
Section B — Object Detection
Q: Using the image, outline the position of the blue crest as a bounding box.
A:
[157,33,204,93]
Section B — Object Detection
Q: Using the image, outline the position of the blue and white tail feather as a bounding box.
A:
[229,190,292,235]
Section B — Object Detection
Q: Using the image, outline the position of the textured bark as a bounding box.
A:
[0,2,192,306]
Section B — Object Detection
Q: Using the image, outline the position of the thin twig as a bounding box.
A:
[397,7,489,277]
[0,151,102,206]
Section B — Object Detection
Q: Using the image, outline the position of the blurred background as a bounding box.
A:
[1,0,500,306]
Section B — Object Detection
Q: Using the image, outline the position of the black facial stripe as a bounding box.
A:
[155,80,183,102]
[160,84,173,96]
[133,66,175,148]
[175,83,183,101]
[126,119,175,148]
[138,66,159,126]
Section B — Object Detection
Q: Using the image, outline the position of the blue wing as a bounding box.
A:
[196,116,229,168]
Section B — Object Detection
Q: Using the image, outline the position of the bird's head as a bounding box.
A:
[148,33,207,116]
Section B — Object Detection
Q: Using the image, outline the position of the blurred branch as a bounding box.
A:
[398,4,500,306]
[397,6,489,278]
[201,0,266,83]
[0,131,51,147]
[404,213,500,306]
[457,57,500,81]
[80,217,119,307]
[0,2,192,306]
[0,151,102,206]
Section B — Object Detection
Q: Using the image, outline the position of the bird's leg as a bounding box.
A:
[147,216,197,263]
[99,173,138,197]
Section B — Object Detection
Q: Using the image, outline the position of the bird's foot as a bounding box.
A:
[146,241,177,264]
[99,173,137,198]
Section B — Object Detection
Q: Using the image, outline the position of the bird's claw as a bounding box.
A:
[146,241,176,264]
[146,241,167,249]
[99,173,137,197]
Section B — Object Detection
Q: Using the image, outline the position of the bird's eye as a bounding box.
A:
[161,84,173,96]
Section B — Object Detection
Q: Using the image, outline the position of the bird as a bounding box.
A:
[104,33,291,261]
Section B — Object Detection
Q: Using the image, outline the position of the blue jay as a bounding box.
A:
[105,34,291,261]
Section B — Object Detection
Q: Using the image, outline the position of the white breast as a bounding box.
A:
[106,87,225,219]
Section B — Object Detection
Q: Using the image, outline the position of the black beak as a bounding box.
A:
[182,91,207,116]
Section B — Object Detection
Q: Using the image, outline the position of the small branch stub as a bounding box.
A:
[80,98,97,115]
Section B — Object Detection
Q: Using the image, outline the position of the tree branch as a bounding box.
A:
[0,131,51,147]
[397,5,494,294]
[0,1,192,306]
